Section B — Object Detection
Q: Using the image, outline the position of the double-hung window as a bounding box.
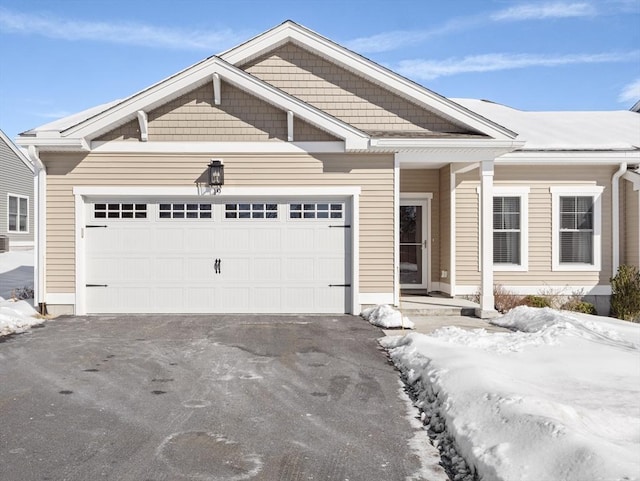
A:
[482,186,529,271]
[8,194,28,233]
[551,186,602,271]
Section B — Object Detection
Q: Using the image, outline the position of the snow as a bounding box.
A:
[361,304,415,329]
[453,98,640,151]
[0,250,42,336]
[381,306,640,481]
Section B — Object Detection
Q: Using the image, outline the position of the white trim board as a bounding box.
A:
[359,293,395,306]
[73,186,361,316]
[454,285,612,296]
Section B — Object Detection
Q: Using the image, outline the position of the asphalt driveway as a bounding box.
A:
[0,314,442,481]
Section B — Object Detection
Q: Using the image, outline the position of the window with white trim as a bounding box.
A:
[477,186,529,271]
[94,203,147,219]
[551,186,602,271]
[289,203,343,219]
[159,203,212,219]
[493,196,521,265]
[225,203,278,219]
[8,194,28,233]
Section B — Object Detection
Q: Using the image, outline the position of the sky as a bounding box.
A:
[0,0,639,140]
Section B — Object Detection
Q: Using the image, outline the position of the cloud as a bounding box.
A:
[345,17,480,53]
[395,51,639,80]
[347,2,600,54]
[491,2,596,21]
[618,78,640,103]
[0,7,244,50]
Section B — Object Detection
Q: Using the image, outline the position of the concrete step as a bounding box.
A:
[400,306,476,317]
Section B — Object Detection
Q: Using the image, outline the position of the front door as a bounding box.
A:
[400,199,429,289]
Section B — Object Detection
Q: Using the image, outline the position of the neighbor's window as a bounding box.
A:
[551,186,602,271]
[493,196,521,265]
[8,194,28,233]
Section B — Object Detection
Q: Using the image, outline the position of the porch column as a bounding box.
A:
[476,159,498,318]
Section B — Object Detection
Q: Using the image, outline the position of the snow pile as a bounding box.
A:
[381,307,640,481]
[361,304,415,329]
[1,250,41,337]
[0,300,42,336]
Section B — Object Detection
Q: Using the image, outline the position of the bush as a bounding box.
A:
[519,295,551,308]
[11,286,34,300]
[563,299,598,315]
[610,265,640,322]
[493,284,523,313]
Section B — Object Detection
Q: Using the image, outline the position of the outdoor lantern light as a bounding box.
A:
[207,159,224,194]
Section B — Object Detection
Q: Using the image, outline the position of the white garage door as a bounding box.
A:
[84,199,351,314]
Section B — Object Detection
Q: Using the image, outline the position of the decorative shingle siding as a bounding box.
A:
[96,81,339,143]
[0,136,34,245]
[41,152,394,295]
[242,42,472,134]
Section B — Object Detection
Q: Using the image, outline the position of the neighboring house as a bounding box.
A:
[0,129,34,250]
[16,21,640,317]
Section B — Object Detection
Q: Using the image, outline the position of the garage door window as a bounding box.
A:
[225,203,278,219]
[94,203,147,219]
[159,203,212,219]
[289,203,343,219]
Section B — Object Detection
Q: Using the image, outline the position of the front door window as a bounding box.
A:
[400,205,423,285]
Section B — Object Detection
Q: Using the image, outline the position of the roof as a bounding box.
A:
[453,99,640,152]
[21,99,122,135]
[0,129,34,173]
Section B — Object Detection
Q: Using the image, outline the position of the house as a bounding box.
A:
[0,129,34,251]
[16,21,640,317]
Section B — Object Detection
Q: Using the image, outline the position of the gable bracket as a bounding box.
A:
[287,110,294,142]
[136,110,148,142]
[213,73,221,106]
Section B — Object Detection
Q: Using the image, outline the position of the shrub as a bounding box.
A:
[519,295,551,308]
[563,299,598,315]
[610,265,640,322]
[494,285,523,313]
[11,286,34,301]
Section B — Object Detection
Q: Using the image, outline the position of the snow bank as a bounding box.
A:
[0,299,42,336]
[381,308,640,481]
[1,250,41,336]
[361,304,414,329]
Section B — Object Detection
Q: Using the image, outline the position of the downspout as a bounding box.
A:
[612,162,627,277]
[27,146,47,315]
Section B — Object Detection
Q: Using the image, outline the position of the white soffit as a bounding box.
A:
[220,21,517,141]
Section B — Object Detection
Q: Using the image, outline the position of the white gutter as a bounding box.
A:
[26,146,47,313]
[612,162,627,276]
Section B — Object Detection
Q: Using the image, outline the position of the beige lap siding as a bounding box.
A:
[41,152,394,296]
[623,181,640,267]
[455,165,616,288]
[399,169,441,285]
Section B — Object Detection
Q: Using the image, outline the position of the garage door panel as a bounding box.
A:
[219,287,250,311]
[219,229,251,250]
[154,257,185,282]
[283,229,315,252]
[252,287,281,311]
[284,257,315,281]
[185,229,217,252]
[155,228,185,253]
[253,258,282,281]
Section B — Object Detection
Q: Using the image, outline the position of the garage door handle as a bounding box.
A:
[214,259,220,274]
[218,259,222,274]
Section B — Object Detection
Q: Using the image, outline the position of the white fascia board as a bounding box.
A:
[495,150,640,164]
[221,22,517,140]
[16,136,90,152]
[371,138,522,151]
[73,185,361,198]
[91,140,347,154]
[62,57,368,150]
